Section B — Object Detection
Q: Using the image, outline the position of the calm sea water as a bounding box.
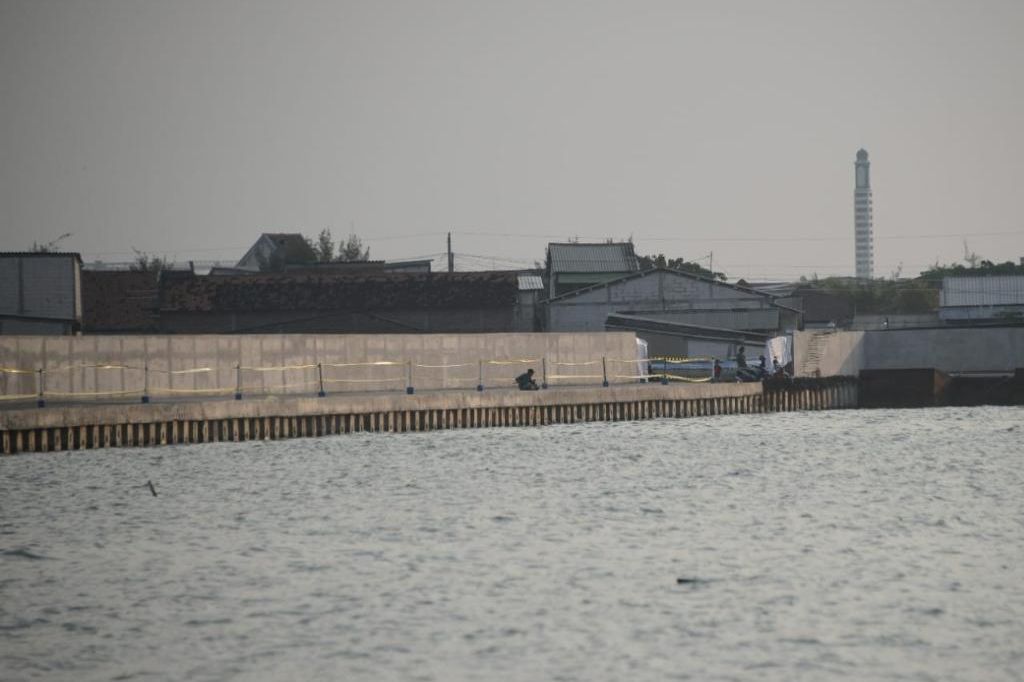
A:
[2,407,1022,681]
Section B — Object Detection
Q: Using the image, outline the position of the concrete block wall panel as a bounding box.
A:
[792,330,866,377]
[794,327,1024,377]
[863,328,1024,373]
[0,332,639,401]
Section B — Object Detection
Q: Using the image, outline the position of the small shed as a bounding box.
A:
[546,242,639,298]
[0,252,83,334]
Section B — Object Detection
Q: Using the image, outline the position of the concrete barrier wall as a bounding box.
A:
[0,378,861,454]
[795,327,1024,376]
[0,332,638,401]
[862,327,1024,373]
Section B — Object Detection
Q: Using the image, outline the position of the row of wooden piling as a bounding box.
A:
[0,380,857,454]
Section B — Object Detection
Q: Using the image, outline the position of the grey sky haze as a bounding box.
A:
[2,0,1022,280]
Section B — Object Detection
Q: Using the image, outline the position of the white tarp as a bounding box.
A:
[765,335,792,371]
[635,337,650,381]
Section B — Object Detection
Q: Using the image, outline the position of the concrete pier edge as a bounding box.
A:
[1,378,859,455]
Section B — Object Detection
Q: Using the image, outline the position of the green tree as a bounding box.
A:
[308,229,335,263]
[30,232,72,253]
[130,248,173,274]
[337,233,370,262]
[638,253,726,281]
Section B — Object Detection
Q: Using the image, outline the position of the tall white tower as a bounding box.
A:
[854,149,874,279]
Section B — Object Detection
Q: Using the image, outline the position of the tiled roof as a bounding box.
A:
[263,233,317,263]
[548,242,639,274]
[82,270,159,332]
[0,251,82,262]
[517,275,544,291]
[159,271,519,312]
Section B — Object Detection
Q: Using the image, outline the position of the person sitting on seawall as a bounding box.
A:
[516,368,540,390]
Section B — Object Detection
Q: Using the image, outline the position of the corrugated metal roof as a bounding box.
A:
[941,276,1024,307]
[0,252,82,261]
[548,242,638,273]
[517,275,544,291]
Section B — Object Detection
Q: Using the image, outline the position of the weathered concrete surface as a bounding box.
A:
[0,382,761,431]
[794,327,1024,377]
[0,332,638,400]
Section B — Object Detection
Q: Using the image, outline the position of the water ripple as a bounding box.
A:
[1,406,1022,681]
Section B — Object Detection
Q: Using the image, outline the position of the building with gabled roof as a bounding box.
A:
[940,275,1024,323]
[236,233,317,271]
[546,241,639,298]
[545,267,799,357]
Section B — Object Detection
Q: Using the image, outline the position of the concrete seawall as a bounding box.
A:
[0,332,640,400]
[1,378,859,455]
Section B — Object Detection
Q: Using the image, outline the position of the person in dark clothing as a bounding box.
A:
[713,359,722,382]
[516,368,540,390]
[736,346,747,369]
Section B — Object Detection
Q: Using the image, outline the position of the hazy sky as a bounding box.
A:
[2,0,1022,280]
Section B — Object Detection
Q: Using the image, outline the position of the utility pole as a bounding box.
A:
[447,232,454,273]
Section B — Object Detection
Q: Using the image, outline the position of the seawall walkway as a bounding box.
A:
[1,378,858,455]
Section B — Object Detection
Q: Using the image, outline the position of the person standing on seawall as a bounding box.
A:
[713,359,722,382]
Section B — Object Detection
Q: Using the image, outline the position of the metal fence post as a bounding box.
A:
[36,368,45,408]
[141,363,150,403]
[541,357,548,389]
[317,362,325,398]
[406,360,415,395]
[237,363,245,400]
[602,357,609,387]
[477,360,484,392]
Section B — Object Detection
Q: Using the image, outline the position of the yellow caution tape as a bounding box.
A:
[549,359,602,367]
[656,374,713,383]
[44,363,143,373]
[0,367,36,375]
[546,374,605,380]
[486,358,541,365]
[45,389,144,397]
[150,367,215,375]
[414,362,476,369]
[323,360,406,368]
[321,377,405,384]
[0,393,40,401]
[151,386,237,395]
[239,364,318,372]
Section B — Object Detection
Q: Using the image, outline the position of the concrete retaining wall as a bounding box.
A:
[0,378,860,454]
[794,327,1024,377]
[0,332,638,402]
